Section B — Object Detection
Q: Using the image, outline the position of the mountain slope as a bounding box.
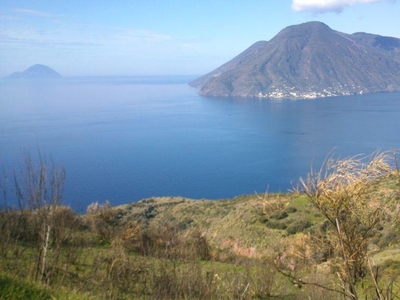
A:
[190,22,400,99]
[6,64,62,79]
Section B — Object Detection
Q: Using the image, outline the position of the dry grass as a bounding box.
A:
[294,150,400,300]
[2,151,400,299]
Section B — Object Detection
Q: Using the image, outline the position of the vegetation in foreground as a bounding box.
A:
[0,151,400,299]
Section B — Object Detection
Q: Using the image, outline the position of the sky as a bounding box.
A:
[1,0,399,77]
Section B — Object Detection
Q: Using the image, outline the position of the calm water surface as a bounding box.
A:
[1,77,400,212]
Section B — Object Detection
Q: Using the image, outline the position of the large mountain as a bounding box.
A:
[6,64,62,79]
[190,22,400,99]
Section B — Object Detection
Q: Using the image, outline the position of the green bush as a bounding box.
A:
[285,206,297,214]
[286,216,312,234]
[258,215,268,223]
[265,219,287,230]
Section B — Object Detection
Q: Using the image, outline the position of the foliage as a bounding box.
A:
[1,151,400,299]
[277,151,400,300]
[0,274,51,300]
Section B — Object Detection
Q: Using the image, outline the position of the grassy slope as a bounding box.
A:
[114,173,400,264]
[116,195,287,257]
[1,174,399,299]
[0,273,95,300]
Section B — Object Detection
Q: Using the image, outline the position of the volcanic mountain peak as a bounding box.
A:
[6,64,62,80]
[190,21,400,99]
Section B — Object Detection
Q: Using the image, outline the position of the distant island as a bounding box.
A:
[190,21,400,99]
[5,64,62,80]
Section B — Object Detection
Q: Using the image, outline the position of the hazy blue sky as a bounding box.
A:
[1,0,399,77]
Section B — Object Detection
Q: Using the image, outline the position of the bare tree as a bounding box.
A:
[12,152,66,283]
[277,151,400,300]
[0,167,8,209]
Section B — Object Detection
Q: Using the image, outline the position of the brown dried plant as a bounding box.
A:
[296,150,400,300]
[257,191,289,218]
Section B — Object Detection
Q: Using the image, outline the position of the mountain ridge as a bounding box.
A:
[190,21,400,99]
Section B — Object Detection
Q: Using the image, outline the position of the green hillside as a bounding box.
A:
[1,152,400,299]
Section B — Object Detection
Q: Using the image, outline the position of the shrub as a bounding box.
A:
[150,261,219,300]
[286,216,312,234]
[265,219,287,230]
[85,201,120,243]
[285,206,297,214]
[271,211,289,220]
[119,220,211,261]
[294,151,400,300]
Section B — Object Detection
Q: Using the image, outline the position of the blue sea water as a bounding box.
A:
[1,76,400,212]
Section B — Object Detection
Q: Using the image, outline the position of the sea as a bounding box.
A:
[1,76,400,212]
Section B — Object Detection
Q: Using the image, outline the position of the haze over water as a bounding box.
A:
[1,76,400,212]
